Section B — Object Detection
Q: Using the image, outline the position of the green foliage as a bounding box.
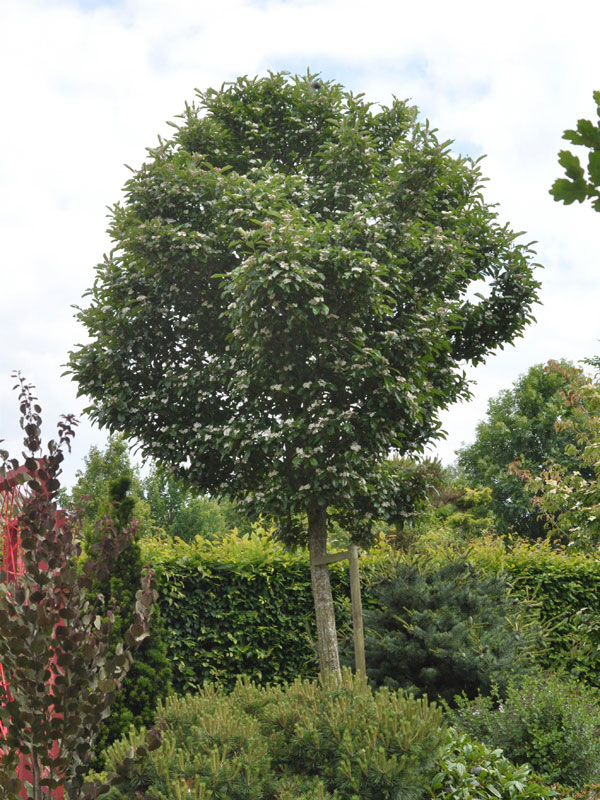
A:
[467,537,600,683]
[69,70,540,541]
[511,367,600,547]
[449,672,600,788]
[360,559,543,704]
[102,670,446,800]
[551,90,600,210]
[457,360,590,538]
[142,529,381,692]
[0,376,157,800]
[429,728,554,800]
[142,463,253,542]
[91,477,172,769]
[66,434,152,544]
[411,482,495,549]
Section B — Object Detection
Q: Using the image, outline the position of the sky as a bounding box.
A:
[1,0,599,487]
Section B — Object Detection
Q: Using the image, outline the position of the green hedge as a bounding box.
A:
[463,537,600,683]
[141,529,393,693]
[140,529,600,694]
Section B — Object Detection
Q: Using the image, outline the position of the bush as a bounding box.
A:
[91,477,172,769]
[449,672,600,788]
[360,559,543,704]
[429,728,554,800]
[102,670,446,800]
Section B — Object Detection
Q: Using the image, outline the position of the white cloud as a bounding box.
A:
[1,0,599,484]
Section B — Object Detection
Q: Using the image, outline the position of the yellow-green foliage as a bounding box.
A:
[413,535,600,682]
[140,526,396,692]
[103,670,446,800]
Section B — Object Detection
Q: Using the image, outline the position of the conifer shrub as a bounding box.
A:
[449,672,600,788]
[359,559,543,704]
[91,477,172,767]
[101,670,446,800]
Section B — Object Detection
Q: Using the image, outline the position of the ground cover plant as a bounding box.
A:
[430,728,553,800]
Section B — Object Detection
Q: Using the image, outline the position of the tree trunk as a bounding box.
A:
[307,503,341,683]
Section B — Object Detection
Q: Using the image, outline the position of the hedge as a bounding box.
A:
[140,529,394,693]
[140,528,600,693]
[464,537,600,682]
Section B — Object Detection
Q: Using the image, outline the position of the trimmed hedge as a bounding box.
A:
[466,537,600,682]
[138,528,600,695]
[141,529,394,692]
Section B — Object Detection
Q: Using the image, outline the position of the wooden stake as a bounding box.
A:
[348,545,366,676]
[313,545,367,676]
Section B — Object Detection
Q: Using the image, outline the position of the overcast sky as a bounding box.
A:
[1,0,599,487]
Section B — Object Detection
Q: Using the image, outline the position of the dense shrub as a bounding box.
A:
[102,670,446,800]
[449,672,600,788]
[141,530,392,692]
[359,559,543,704]
[91,477,172,767]
[429,728,553,800]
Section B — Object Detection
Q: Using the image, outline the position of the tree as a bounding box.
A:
[550,90,600,210]
[457,360,590,538]
[511,364,600,547]
[141,463,253,541]
[69,72,540,678]
[66,434,151,544]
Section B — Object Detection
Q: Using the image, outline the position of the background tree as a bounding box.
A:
[512,364,600,547]
[550,90,600,210]
[69,72,540,678]
[66,435,151,543]
[142,463,252,541]
[457,360,589,538]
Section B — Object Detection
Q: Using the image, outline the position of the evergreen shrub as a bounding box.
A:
[359,559,542,704]
[449,672,600,788]
[91,477,172,767]
[429,728,553,800]
[102,670,446,800]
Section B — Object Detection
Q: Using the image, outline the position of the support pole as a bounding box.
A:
[313,545,367,677]
[348,545,366,676]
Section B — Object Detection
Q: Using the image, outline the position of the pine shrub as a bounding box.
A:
[449,672,600,788]
[101,670,446,800]
[360,559,543,704]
